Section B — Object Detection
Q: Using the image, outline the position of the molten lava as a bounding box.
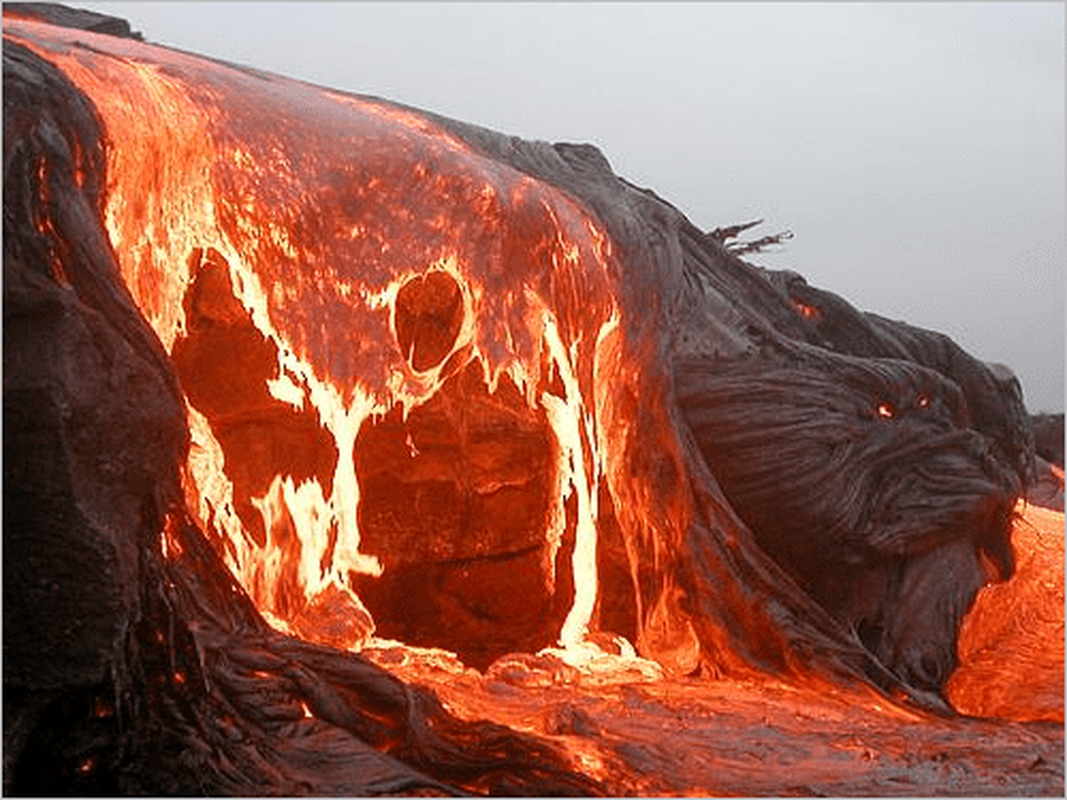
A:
[4,16,1063,794]
[946,500,1065,722]
[6,16,621,663]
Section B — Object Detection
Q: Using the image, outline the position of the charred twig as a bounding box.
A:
[706,219,795,255]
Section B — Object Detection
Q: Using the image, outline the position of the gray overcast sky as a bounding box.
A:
[79,2,1065,412]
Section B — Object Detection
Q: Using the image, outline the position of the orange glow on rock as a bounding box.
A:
[791,300,821,321]
[91,697,115,719]
[159,511,185,562]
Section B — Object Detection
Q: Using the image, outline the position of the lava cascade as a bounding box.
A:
[5,15,622,666]
[4,11,1063,740]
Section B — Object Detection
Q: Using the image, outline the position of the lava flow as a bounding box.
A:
[5,16,625,665]
[4,11,1064,795]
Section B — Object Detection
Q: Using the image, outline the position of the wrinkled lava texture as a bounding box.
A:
[3,4,1063,796]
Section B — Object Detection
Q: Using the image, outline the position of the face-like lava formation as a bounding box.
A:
[677,354,1019,690]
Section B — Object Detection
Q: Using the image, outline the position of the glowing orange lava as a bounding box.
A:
[4,16,1062,733]
[5,17,619,661]
[945,501,1065,722]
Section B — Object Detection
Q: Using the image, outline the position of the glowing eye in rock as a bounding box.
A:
[876,401,896,420]
[394,271,465,372]
[916,393,931,409]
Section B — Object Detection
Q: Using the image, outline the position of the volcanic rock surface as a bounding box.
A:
[3,5,1063,796]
